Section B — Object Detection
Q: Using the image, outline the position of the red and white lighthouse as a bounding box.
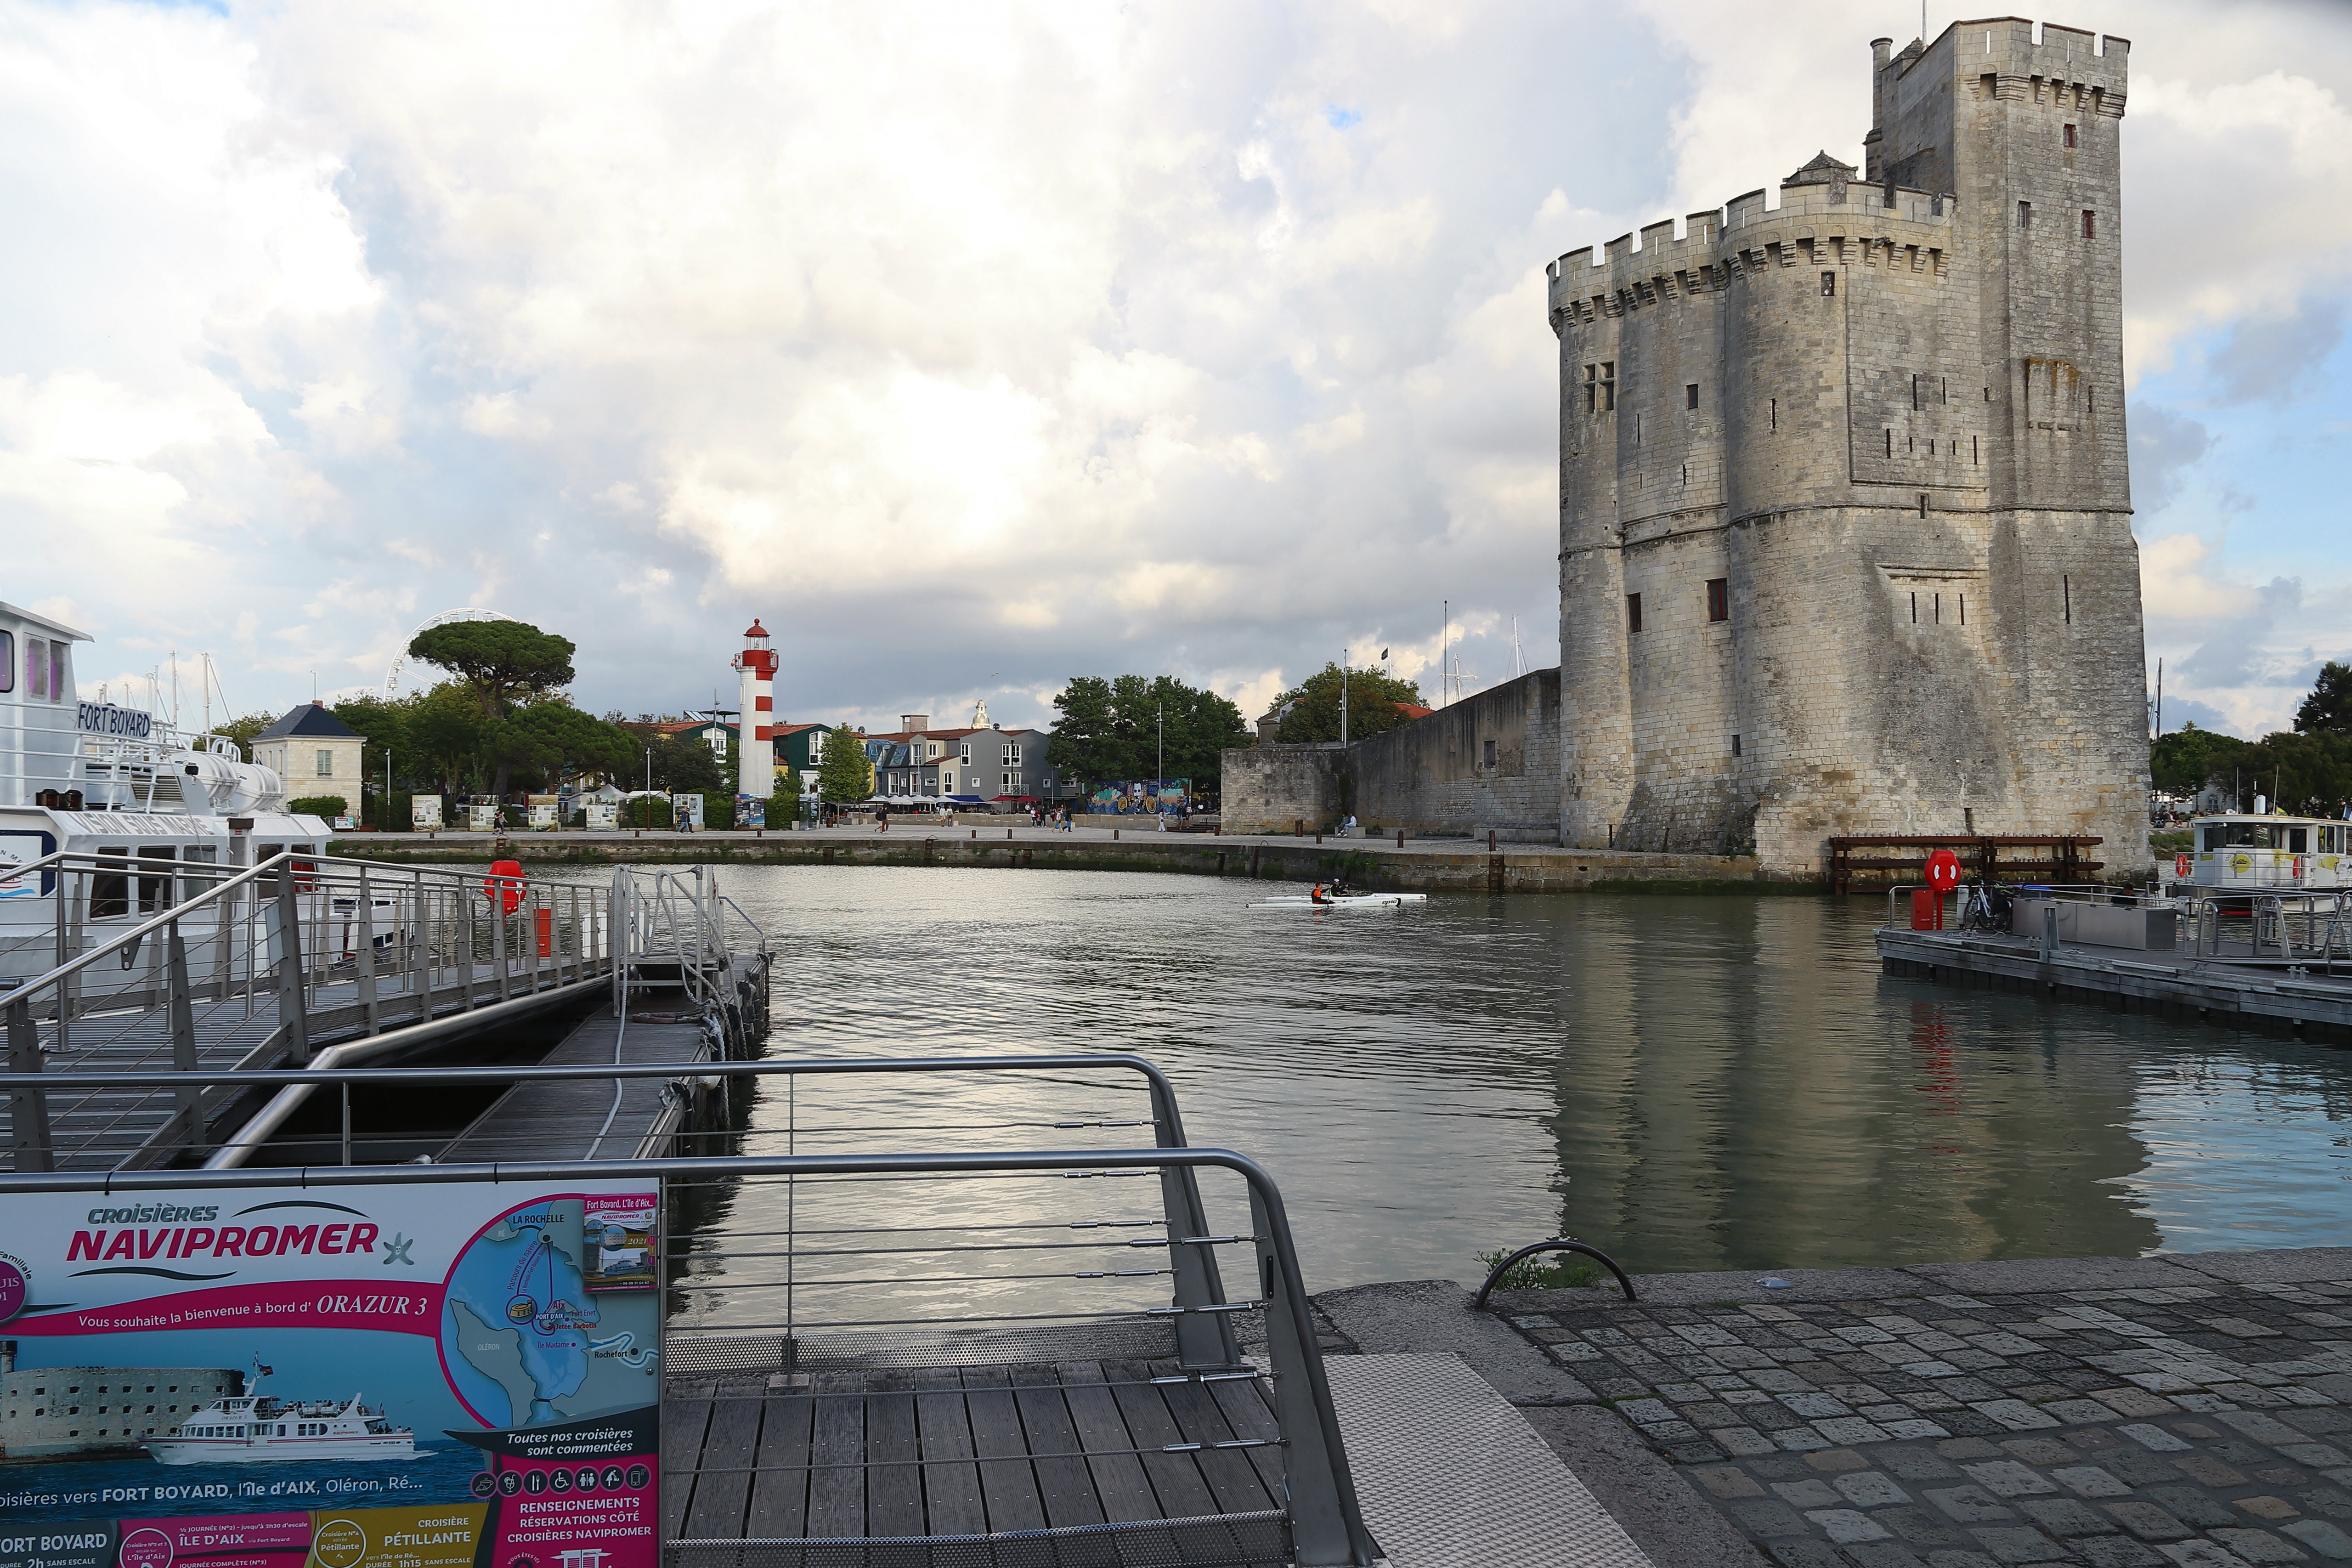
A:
[732,619,778,799]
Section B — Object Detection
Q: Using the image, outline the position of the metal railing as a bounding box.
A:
[0,1140,1379,1566]
[2184,892,2352,966]
[2,850,623,1171]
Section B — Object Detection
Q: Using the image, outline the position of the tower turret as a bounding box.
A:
[732,619,778,801]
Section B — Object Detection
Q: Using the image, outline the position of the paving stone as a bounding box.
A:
[2018,1496,2122,1537]
[1774,1479,1844,1508]
[2096,1390,2186,1418]
[2072,1539,2167,1567]
[1668,1439,1731,1463]
[1924,1553,2003,1568]
[1963,1462,2062,1498]
[2280,1519,2352,1558]
[1838,1472,1916,1508]
[2125,1424,2195,1452]
[2008,1440,2085,1465]
[2235,1497,2306,1522]
[1881,1449,1966,1482]
[2177,1455,2252,1487]
[1942,1439,2009,1460]
[1883,1505,1975,1547]
[1810,1508,1896,1544]
[1823,1418,1900,1445]
[2283,1447,2352,1470]
[1844,1545,1932,1568]
[2151,1544,2265,1568]
[2281,1414,2352,1437]
[2102,1500,2194,1541]
[1966,1525,2078,1563]
[2221,1412,2320,1448]
[1711,1424,1781,1456]
[1928,1486,2021,1523]
[1764,1541,1851,1568]
[1781,1428,1837,1451]
[1809,1449,1875,1472]
[2128,1485,2237,1527]
[2050,1400,2126,1424]
[1690,1465,1766,1499]
[2205,1528,2315,1564]
[2107,1450,2195,1486]
[2296,1488,2352,1521]
[2052,1467,2135,1498]
[1728,1498,1816,1537]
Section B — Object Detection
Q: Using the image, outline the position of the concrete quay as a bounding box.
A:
[1322,1247,2352,1568]
[1877,925,2352,1045]
[331,823,1797,893]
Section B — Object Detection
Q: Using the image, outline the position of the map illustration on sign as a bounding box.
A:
[441,1195,659,1428]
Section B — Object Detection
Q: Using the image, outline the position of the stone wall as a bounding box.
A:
[1347,670,1562,841]
[1543,19,2150,878]
[1219,742,1346,834]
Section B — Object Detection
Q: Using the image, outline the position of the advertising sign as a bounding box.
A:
[730,795,763,831]
[0,1181,662,1568]
[410,797,443,832]
[1085,779,1190,815]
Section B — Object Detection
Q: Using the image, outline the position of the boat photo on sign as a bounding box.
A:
[0,1181,661,1568]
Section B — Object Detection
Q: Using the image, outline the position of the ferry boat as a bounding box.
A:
[0,600,330,982]
[2170,812,2352,894]
[142,1391,416,1465]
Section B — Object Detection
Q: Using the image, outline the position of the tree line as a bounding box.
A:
[2152,662,2352,816]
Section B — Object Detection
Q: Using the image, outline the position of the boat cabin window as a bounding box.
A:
[2203,822,2285,850]
[2289,828,2309,853]
[138,847,175,912]
[92,849,131,918]
[0,631,11,691]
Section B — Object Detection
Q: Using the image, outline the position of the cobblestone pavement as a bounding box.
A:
[1496,1268,2352,1567]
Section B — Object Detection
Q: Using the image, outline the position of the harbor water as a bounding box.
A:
[663,864,2352,1293]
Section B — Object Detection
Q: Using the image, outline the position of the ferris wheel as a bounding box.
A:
[383,608,515,696]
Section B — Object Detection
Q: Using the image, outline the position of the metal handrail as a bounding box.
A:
[0,1146,1379,1568]
[2,850,297,998]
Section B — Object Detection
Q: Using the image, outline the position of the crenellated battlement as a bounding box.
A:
[1888,18,2128,119]
[1545,178,1951,327]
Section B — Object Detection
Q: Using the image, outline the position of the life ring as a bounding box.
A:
[2175,853,2191,878]
[485,858,525,915]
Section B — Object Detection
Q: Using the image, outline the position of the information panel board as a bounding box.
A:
[0,1181,662,1568]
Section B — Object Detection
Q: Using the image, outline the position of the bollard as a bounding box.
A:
[1488,829,1497,851]
[1315,832,1322,845]
[1294,818,1302,838]
[1114,829,1120,841]
[2041,903,2057,962]
[971,829,976,840]
[1396,829,1406,848]
[1007,828,1013,839]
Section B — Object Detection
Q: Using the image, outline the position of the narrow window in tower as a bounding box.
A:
[2081,209,2095,239]
[1885,428,1893,458]
[1627,594,1643,634]
[1912,374,1920,411]
[1679,463,1687,485]
[1601,362,1616,410]
[1918,493,1929,519]
[2064,122,2077,148]
[1584,363,1596,413]
[1959,594,1967,626]
[2018,200,2032,229]
[1973,436,1980,464]
[1941,378,1949,403]
[1911,592,1918,624]
[1770,397,1777,431]
[1821,271,1836,296]
[1707,578,1728,623]
[1685,383,1699,410]
[1934,593,1942,624]
[2063,575,2072,624]
[1732,734,1742,757]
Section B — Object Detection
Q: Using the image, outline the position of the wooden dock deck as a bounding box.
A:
[438,998,712,1161]
[662,1358,1289,1565]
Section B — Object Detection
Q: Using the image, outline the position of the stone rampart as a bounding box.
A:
[1220,742,1346,834]
[1346,671,1562,842]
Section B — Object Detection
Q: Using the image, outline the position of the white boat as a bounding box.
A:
[2170,812,2352,894]
[1250,892,1428,908]
[0,600,330,984]
[142,1392,416,1465]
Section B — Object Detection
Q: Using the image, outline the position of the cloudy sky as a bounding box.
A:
[6,0,2349,739]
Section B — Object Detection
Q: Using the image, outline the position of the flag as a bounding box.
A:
[1380,648,1389,660]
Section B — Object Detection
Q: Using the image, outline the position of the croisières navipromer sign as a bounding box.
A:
[0,1182,662,1568]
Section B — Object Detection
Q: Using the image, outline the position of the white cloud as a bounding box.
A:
[3,0,2348,736]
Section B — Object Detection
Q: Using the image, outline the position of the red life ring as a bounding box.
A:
[2175,853,2191,878]
[484,858,525,915]
[1924,848,1962,892]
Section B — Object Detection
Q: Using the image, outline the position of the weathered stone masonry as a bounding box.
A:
[1551,18,2150,877]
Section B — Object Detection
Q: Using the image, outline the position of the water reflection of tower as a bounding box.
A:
[1545,899,2158,1272]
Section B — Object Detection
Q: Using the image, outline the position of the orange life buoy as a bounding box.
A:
[484,858,525,914]
[2175,853,2191,878]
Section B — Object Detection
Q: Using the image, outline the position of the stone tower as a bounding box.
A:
[1548,18,2150,878]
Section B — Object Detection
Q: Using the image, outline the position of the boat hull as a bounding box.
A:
[1250,894,1427,908]
[143,1435,417,1465]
